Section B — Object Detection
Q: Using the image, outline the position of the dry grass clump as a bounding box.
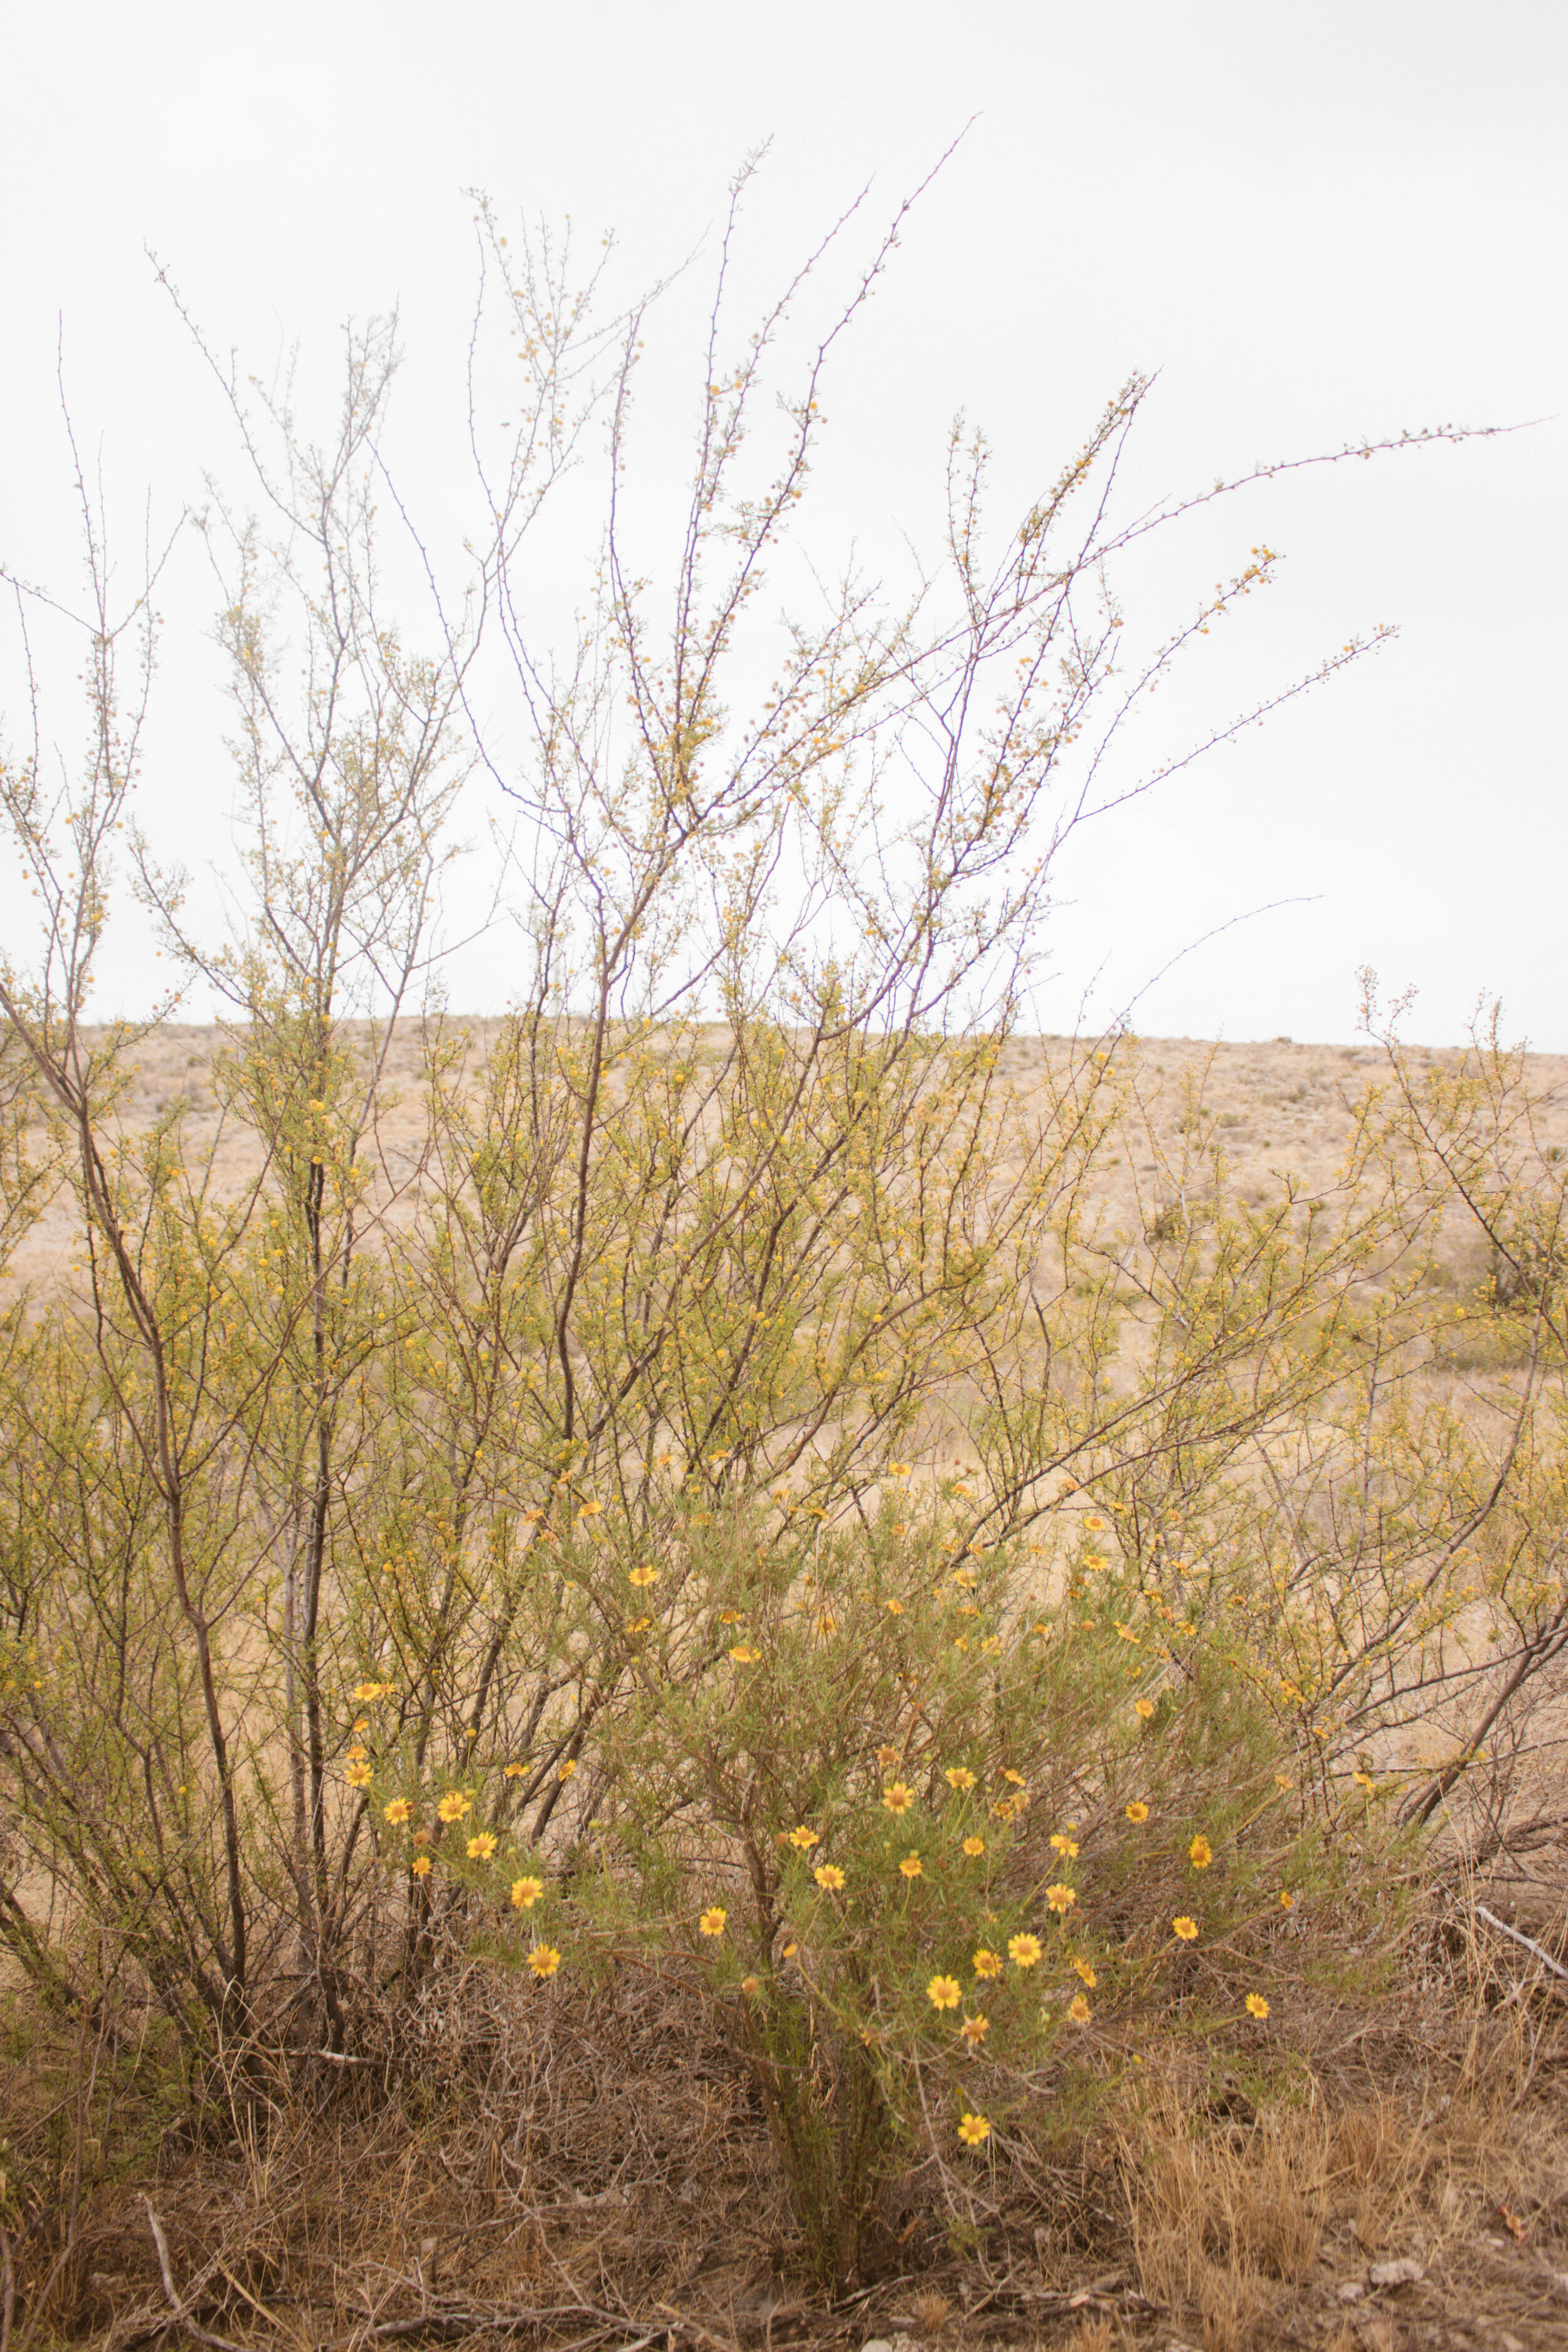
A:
[6,1882,1568,2350]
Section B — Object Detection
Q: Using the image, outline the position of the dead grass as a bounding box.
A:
[3,1882,1568,2350]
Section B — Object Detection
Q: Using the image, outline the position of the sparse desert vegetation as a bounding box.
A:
[1,187,1563,2351]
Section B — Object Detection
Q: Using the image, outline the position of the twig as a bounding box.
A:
[1,2227,13,2352]
[353,2320,660,2349]
[140,2198,248,2352]
[1473,1902,1568,1989]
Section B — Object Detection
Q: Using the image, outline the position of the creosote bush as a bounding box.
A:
[0,174,1560,2288]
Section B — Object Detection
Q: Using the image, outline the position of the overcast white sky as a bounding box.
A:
[2,0,1562,1046]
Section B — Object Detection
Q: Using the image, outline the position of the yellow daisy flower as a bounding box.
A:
[1009,1933,1044,1969]
[467,1832,498,1860]
[958,2012,988,2047]
[346,1762,373,1789]
[787,1825,819,1850]
[813,1863,846,1891]
[945,1766,977,1791]
[411,1854,433,1877]
[437,1791,472,1823]
[1189,1835,1213,1870]
[629,1564,659,1587]
[1172,1915,1199,1942]
[926,1974,961,2010]
[956,2112,990,2148]
[528,1945,561,1978]
[1125,1801,1150,1823]
[1050,1833,1079,1858]
[962,1835,987,1858]
[899,1852,923,1879]
[699,1905,728,1936]
[1135,1698,1155,1721]
[1044,1883,1077,1915]
[973,1947,1004,1979]
[1246,1993,1271,2020]
[383,1798,414,1825]
[882,1782,914,1815]
[1067,1994,1091,2026]
[510,1877,544,1909]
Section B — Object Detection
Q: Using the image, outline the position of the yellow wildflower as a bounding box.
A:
[945,1766,977,1791]
[528,1946,561,1978]
[1067,1994,1091,2026]
[926,1974,961,2010]
[383,1798,414,1826]
[1050,1833,1079,1858]
[956,2112,990,2148]
[882,1781,914,1815]
[1125,1800,1150,1823]
[875,1744,899,1768]
[629,1564,659,1587]
[1172,1916,1199,1942]
[1135,1698,1155,1720]
[1071,1957,1097,1988]
[1246,1993,1271,2020]
[411,1854,433,1877]
[973,1947,1004,1979]
[510,1877,544,1909]
[899,1852,923,1879]
[1044,1883,1076,1916]
[813,1863,846,1891]
[346,1762,372,1789]
[1189,1835,1213,1870]
[437,1791,472,1823]
[958,2012,988,2047]
[1009,1932,1044,1968]
[962,1836,987,1858]
[728,1645,760,1663]
[787,1825,819,1851]
[699,1905,728,1936]
[467,1832,498,1860]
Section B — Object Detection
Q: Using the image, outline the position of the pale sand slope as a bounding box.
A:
[8,1025,1566,1293]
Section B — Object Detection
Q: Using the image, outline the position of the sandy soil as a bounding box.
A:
[12,1025,1566,1293]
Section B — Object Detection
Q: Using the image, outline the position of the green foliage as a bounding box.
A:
[0,194,1558,2282]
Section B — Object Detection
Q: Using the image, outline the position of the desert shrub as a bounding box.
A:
[0,176,1560,2293]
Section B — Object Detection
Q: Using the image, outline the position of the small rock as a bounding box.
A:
[1337,2281,1364,2302]
[861,2338,894,2352]
[1368,2257,1423,2289]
